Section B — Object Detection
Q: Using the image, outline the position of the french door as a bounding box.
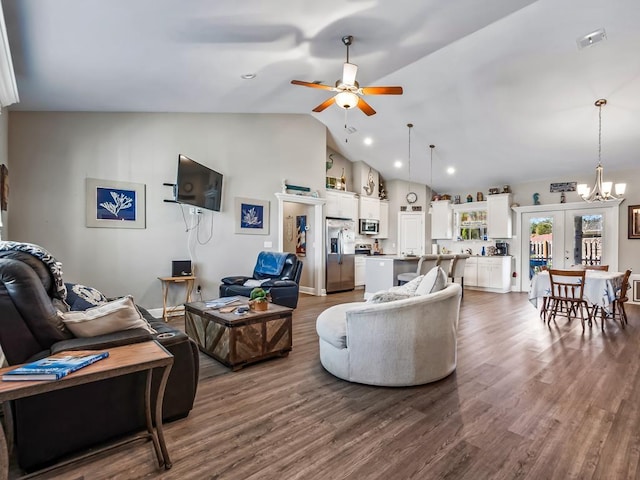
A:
[518,202,620,287]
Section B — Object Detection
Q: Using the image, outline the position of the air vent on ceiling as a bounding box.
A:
[345,126,357,134]
[577,28,606,50]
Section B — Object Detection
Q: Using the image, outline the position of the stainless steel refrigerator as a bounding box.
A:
[326,218,356,293]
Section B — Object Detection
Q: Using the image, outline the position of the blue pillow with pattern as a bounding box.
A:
[65,283,108,311]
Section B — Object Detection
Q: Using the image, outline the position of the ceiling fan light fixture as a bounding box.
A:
[335,91,358,109]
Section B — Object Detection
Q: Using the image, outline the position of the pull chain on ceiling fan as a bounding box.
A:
[291,35,403,116]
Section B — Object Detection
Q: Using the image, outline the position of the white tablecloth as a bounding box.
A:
[529,270,623,309]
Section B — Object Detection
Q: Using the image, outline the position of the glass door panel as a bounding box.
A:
[521,211,565,281]
[567,213,603,267]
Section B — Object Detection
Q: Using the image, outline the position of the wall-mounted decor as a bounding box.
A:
[0,164,8,211]
[629,205,640,239]
[235,197,270,235]
[296,215,307,256]
[550,182,577,192]
[85,178,146,228]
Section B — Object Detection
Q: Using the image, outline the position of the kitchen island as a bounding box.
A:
[364,255,420,298]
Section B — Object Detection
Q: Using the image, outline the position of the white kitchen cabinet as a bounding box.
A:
[325,190,358,220]
[464,256,511,293]
[464,258,478,286]
[354,256,367,286]
[359,196,380,220]
[431,200,453,239]
[487,193,513,239]
[374,201,389,239]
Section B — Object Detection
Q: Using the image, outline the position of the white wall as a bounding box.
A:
[8,112,326,309]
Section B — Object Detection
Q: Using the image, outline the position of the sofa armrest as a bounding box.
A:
[50,328,153,354]
[221,276,251,286]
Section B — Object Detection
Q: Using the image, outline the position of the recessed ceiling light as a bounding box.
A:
[363,137,373,146]
[241,73,257,80]
[447,167,455,175]
[394,160,402,168]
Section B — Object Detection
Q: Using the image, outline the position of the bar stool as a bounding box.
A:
[449,254,470,296]
[397,254,439,285]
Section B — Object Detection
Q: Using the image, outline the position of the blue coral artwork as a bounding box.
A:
[235,197,270,235]
[96,187,136,221]
[86,178,146,229]
[240,202,263,229]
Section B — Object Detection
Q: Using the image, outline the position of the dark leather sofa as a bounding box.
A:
[0,250,199,472]
[219,251,303,308]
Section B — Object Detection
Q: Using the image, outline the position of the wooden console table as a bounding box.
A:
[185,300,293,370]
[0,341,173,480]
[158,275,196,322]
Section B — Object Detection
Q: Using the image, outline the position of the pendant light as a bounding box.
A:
[576,99,626,202]
[405,123,417,206]
[428,145,435,214]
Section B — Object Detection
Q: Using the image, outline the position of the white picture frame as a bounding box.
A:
[85,178,146,229]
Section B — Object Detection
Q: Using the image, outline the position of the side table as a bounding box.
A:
[158,275,196,322]
[0,341,173,480]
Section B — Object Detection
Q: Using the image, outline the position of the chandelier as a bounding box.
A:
[576,99,626,202]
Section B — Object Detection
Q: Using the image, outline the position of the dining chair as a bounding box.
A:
[547,269,592,330]
[584,265,609,271]
[537,265,550,321]
[397,254,439,285]
[612,269,632,326]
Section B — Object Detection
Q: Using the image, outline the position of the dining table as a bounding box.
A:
[529,269,624,313]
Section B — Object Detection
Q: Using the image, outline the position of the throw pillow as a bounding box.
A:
[62,295,157,337]
[367,291,412,304]
[415,267,448,296]
[388,275,424,296]
[65,282,108,311]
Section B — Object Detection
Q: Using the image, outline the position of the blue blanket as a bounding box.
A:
[255,251,288,276]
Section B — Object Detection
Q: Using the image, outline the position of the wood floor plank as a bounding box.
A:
[12,289,640,480]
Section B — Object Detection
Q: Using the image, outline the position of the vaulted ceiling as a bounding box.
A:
[4,0,640,193]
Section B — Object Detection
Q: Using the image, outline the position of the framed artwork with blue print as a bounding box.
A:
[85,178,146,228]
[234,197,270,235]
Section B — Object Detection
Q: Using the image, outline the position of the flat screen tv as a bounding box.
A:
[175,154,223,212]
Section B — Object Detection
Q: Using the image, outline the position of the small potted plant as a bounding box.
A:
[249,287,269,311]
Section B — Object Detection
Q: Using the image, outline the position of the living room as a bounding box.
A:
[1,1,640,478]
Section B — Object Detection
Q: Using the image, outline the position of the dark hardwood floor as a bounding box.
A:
[20,289,640,479]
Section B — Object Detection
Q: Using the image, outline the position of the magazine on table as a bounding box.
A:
[205,296,242,308]
[2,350,110,381]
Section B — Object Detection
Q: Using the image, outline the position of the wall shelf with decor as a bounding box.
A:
[453,202,487,241]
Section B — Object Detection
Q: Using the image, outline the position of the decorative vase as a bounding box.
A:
[249,300,268,311]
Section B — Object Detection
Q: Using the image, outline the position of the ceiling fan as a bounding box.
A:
[291,35,403,116]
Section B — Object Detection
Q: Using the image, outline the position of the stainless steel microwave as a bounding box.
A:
[359,218,379,235]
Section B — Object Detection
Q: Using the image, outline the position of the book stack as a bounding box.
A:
[2,350,110,381]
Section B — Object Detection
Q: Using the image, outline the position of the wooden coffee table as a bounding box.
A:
[184,300,293,370]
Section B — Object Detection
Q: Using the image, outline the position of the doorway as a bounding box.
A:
[275,193,325,296]
[515,201,621,291]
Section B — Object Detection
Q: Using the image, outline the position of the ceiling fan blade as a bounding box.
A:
[291,80,334,91]
[342,62,358,86]
[312,96,336,113]
[357,97,376,116]
[360,86,403,95]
